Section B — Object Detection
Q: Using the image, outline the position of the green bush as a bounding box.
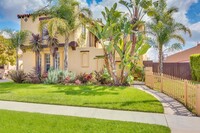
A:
[95,68,112,85]
[190,54,200,81]
[134,66,145,81]
[44,69,76,84]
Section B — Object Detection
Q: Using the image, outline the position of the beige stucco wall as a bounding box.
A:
[22,51,36,73]
[68,47,104,74]
[22,46,104,74]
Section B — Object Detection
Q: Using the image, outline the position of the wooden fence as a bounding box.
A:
[145,67,200,116]
[143,61,192,80]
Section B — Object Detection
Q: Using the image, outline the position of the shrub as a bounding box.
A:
[125,75,134,86]
[134,66,145,81]
[44,69,76,84]
[24,69,41,84]
[190,54,200,81]
[94,68,112,84]
[76,73,93,84]
[8,70,26,83]
[41,72,48,82]
[75,79,82,85]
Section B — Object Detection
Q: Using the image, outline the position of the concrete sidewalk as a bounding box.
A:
[134,85,194,116]
[0,79,11,83]
[0,101,200,133]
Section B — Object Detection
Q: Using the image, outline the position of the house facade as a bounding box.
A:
[18,13,144,75]
[18,14,105,74]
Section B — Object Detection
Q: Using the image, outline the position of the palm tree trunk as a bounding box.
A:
[64,34,69,71]
[53,55,56,69]
[130,7,139,56]
[158,46,163,74]
[35,52,39,75]
[16,47,19,72]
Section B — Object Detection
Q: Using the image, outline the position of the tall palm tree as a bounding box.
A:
[33,0,91,71]
[119,0,152,56]
[30,33,42,75]
[47,35,59,69]
[6,30,28,72]
[147,0,191,73]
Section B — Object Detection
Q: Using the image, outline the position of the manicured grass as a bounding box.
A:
[0,110,170,133]
[0,82,163,113]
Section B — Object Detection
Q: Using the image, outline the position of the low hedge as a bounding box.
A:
[190,54,200,81]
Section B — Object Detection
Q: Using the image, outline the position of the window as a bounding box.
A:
[55,53,60,69]
[42,25,49,40]
[45,54,50,72]
[82,24,86,35]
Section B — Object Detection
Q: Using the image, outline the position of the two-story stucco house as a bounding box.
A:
[18,13,105,74]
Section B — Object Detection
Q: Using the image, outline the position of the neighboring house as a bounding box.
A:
[0,60,23,79]
[18,14,105,74]
[164,43,200,63]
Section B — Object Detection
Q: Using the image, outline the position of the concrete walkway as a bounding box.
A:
[0,79,11,83]
[134,85,194,116]
[0,101,200,133]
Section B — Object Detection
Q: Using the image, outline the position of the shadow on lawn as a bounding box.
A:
[51,85,122,96]
[83,100,160,106]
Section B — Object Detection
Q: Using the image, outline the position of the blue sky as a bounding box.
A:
[87,0,102,5]
[0,0,199,30]
[187,1,200,24]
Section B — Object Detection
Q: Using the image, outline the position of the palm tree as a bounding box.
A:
[30,33,42,75]
[47,35,59,69]
[6,30,28,72]
[33,0,91,71]
[147,0,191,73]
[119,0,152,56]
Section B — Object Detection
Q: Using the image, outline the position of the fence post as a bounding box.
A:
[160,73,163,92]
[196,85,200,116]
[184,80,188,106]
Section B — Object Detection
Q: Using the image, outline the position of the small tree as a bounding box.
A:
[0,36,16,66]
[147,0,191,73]
[6,30,28,72]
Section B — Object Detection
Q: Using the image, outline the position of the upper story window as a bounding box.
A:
[82,24,86,36]
[42,25,49,40]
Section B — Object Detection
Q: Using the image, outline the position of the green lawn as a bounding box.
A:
[0,110,170,133]
[0,82,163,113]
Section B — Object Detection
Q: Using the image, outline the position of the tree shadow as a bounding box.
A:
[83,100,160,106]
[0,82,48,94]
[50,85,121,96]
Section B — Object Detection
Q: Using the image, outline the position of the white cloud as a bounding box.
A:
[0,0,47,23]
[1,0,199,61]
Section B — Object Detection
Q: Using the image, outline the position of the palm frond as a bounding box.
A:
[170,34,185,44]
